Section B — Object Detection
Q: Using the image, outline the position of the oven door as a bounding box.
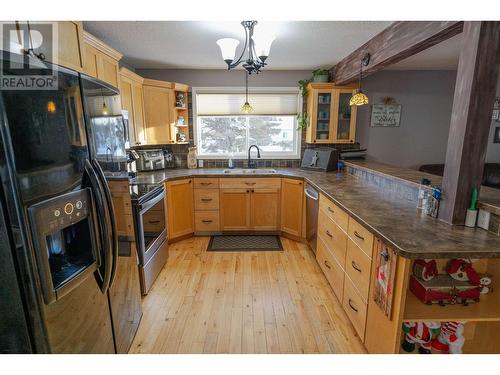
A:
[135,188,167,266]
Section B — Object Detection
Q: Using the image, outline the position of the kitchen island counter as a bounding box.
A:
[133,167,500,259]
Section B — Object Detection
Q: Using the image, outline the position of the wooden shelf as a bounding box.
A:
[175,124,188,127]
[175,106,188,110]
[404,289,500,322]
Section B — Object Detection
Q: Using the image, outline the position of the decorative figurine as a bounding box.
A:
[413,259,438,281]
[447,259,481,286]
[432,321,465,354]
[176,92,185,107]
[401,321,441,354]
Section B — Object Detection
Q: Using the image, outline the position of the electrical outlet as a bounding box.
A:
[477,209,491,230]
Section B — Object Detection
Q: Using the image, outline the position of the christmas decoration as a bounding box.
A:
[432,321,465,354]
[413,259,438,281]
[447,259,481,285]
[401,321,441,354]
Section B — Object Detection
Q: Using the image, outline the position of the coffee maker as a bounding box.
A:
[127,149,139,177]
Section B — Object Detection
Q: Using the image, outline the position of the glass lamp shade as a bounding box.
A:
[252,34,275,59]
[216,38,240,63]
[241,101,254,114]
[350,91,369,106]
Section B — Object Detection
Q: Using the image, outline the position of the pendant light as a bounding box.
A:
[101,89,109,116]
[350,53,370,106]
[216,21,275,75]
[241,71,253,114]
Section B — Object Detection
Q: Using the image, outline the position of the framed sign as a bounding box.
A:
[370,104,402,127]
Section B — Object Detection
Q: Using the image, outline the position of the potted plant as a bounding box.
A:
[312,69,330,83]
[296,112,308,130]
[298,79,311,98]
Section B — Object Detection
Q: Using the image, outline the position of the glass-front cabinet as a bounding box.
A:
[306,83,358,144]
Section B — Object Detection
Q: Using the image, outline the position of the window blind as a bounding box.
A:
[196,93,299,116]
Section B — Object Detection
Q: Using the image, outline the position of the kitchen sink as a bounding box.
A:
[223,168,276,174]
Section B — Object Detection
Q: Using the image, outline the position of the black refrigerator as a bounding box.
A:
[0,58,141,354]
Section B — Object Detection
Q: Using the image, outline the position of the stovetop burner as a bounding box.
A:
[129,182,163,203]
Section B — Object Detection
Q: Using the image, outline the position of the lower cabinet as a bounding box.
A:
[280,178,304,237]
[250,188,280,231]
[166,179,194,240]
[316,193,374,343]
[220,189,252,230]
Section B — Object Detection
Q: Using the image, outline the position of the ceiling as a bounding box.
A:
[83,21,461,71]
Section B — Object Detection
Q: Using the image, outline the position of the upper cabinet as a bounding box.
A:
[142,79,190,145]
[82,31,123,88]
[143,79,175,145]
[11,21,85,72]
[119,68,147,146]
[306,83,358,144]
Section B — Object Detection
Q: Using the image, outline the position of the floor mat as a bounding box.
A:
[207,235,283,252]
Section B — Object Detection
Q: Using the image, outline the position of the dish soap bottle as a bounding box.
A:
[228,153,234,169]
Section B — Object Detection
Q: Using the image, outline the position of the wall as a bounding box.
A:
[486,75,500,163]
[355,70,457,169]
[136,69,312,88]
[134,68,359,168]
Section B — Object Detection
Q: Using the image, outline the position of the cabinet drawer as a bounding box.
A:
[319,193,348,231]
[347,217,374,257]
[194,189,219,211]
[342,275,368,340]
[318,208,347,266]
[194,178,219,189]
[345,239,372,302]
[316,236,345,301]
[219,178,281,190]
[143,212,165,233]
[194,211,220,232]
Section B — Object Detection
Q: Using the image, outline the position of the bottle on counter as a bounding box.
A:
[417,178,431,211]
[228,153,234,169]
[187,146,197,169]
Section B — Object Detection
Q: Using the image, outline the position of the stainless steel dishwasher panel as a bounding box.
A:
[304,183,319,253]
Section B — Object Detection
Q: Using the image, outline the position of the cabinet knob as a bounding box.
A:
[246,190,250,193]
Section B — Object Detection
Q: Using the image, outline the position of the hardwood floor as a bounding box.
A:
[129,236,366,354]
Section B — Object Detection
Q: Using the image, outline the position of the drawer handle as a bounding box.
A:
[325,230,333,238]
[200,182,212,186]
[348,299,358,313]
[201,198,213,202]
[324,260,331,269]
[327,206,334,214]
[245,182,256,186]
[202,220,213,224]
[148,220,160,224]
[354,231,365,241]
[351,261,362,273]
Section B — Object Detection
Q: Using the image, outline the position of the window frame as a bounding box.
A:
[192,87,302,160]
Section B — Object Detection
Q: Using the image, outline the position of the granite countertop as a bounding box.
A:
[132,167,500,260]
[345,159,500,215]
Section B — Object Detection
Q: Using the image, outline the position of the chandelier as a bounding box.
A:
[216,21,275,75]
[350,53,370,106]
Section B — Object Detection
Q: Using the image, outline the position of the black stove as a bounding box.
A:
[129,182,163,204]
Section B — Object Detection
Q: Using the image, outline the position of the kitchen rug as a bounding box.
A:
[207,235,283,252]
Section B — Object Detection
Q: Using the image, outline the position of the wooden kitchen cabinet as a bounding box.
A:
[143,79,175,145]
[306,83,358,144]
[82,31,122,88]
[219,189,251,231]
[119,68,147,146]
[14,21,85,72]
[280,178,304,237]
[250,188,281,231]
[220,178,281,231]
[166,179,194,240]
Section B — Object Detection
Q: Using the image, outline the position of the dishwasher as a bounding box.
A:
[304,183,319,253]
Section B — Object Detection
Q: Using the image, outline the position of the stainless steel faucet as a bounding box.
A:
[247,144,261,169]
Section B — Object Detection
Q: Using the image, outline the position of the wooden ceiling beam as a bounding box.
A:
[331,21,464,85]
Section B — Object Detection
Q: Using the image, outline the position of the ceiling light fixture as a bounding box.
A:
[241,71,253,114]
[216,21,274,75]
[350,53,370,106]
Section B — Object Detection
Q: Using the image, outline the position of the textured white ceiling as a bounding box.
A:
[83,21,394,70]
[83,21,461,71]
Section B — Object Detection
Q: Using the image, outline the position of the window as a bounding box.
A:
[194,90,300,159]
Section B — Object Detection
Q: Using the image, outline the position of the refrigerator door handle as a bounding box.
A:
[91,160,119,289]
[83,160,113,293]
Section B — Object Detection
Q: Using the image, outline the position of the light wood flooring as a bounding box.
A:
[129,236,366,354]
